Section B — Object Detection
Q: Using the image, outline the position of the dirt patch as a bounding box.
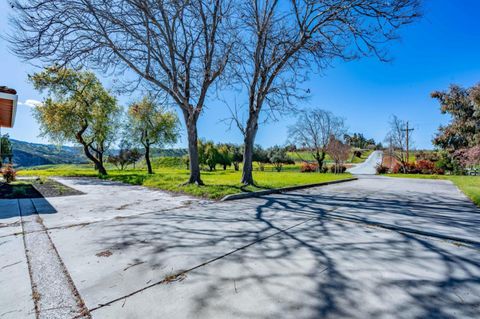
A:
[32,290,41,303]
[0,178,83,199]
[163,272,187,283]
[32,178,84,197]
[95,250,113,257]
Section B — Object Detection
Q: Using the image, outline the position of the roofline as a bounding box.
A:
[0,92,18,127]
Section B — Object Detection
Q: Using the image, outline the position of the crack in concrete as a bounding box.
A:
[86,186,479,313]
[82,190,379,313]
[87,216,318,313]
[0,260,22,270]
[0,203,194,239]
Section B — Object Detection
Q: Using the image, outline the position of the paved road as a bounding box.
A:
[1,176,479,318]
[347,150,383,175]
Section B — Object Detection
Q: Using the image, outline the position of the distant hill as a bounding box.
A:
[152,148,188,157]
[7,139,188,167]
[10,139,88,167]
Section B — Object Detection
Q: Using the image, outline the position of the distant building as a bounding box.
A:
[0,86,18,128]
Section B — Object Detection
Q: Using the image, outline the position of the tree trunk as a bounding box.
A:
[223,164,227,170]
[241,113,259,185]
[145,144,153,174]
[315,151,326,172]
[81,144,107,175]
[233,162,239,171]
[75,127,107,175]
[183,109,203,185]
[97,151,104,171]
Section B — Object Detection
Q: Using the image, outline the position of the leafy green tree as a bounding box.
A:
[197,140,220,171]
[30,66,120,175]
[231,145,243,171]
[267,146,293,172]
[217,144,233,170]
[435,151,463,175]
[107,148,142,170]
[431,84,480,150]
[253,145,270,172]
[128,97,180,174]
[182,154,190,170]
[0,134,13,167]
[10,0,235,186]
[344,133,375,149]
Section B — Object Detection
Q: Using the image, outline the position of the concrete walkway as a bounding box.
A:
[1,176,479,318]
[0,200,35,318]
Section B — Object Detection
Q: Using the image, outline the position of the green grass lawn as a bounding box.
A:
[387,174,480,207]
[18,164,352,200]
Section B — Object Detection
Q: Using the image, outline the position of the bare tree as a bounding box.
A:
[233,0,420,185]
[288,108,345,171]
[326,136,351,174]
[385,115,414,172]
[9,0,235,185]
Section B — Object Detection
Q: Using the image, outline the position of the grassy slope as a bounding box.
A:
[18,164,352,200]
[387,174,480,207]
[288,149,374,164]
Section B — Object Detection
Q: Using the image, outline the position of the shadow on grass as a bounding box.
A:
[101,173,149,185]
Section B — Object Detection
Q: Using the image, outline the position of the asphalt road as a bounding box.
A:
[1,176,479,319]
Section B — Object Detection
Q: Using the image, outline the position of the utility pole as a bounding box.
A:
[389,136,393,168]
[401,121,415,163]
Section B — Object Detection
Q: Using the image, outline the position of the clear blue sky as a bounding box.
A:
[1,0,479,149]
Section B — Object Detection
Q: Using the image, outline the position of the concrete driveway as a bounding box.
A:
[346,150,383,175]
[1,176,479,318]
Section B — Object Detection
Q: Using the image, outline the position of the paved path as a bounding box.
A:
[347,150,383,175]
[1,176,479,318]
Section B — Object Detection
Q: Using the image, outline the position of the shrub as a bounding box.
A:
[182,155,190,169]
[1,165,17,183]
[433,167,445,175]
[258,162,266,171]
[329,165,346,174]
[405,162,418,174]
[376,164,389,174]
[415,151,440,162]
[319,166,329,173]
[267,145,292,172]
[391,163,402,174]
[415,160,435,174]
[435,151,462,174]
[300,162,318,173]
[107,148,142,170]
[388,160,445,175]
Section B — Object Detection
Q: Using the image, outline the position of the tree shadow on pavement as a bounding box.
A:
[76,187,480,319]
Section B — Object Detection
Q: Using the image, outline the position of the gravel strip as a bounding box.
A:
[19,199,90,319]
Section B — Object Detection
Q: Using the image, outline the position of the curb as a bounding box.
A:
[220,177,358,201]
